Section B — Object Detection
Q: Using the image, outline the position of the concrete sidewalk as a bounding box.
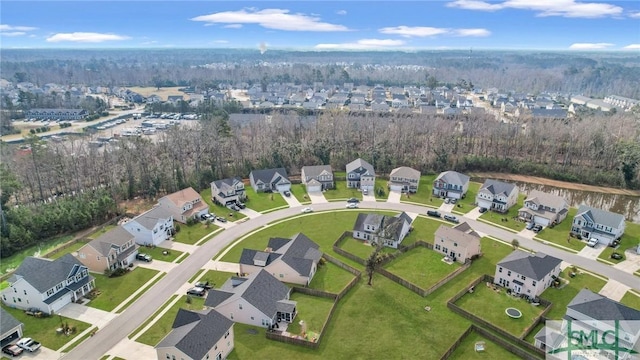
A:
[57,303,117,327]
[613,249,640,274]
[463,207,483,220]
[239,208,262,219]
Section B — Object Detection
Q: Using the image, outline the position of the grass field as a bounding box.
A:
[1,234,74,275]
[126,86,185,101]
[193,269,238,289]
[478,194,527,232]
[308,261,356,294]
[290,184,312,205]
[173,222,217,245]
[338,237,396,259]
[599,222,640,263]
[620,290,640,310]
[138,246,185,263]
[540,269,607,319]
[374,178,389,200]
[384,246,462,289]
[48,241,87,260]
[536,208,585,251]
[136,295,206,346]
[88,267,159,311]
[400,175,443,207]
[244,187,288,212]
[285,293,334,336]
[322,180,363,201]
[86,225,117,240]
[403,216,452,246]
[448,330,521,360]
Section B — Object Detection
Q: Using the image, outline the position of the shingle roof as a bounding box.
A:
[390,167,420,180]
[0,307,22,334]
[568,289,640,323]
[88,226,135,256]
[575,205,625,229]
[250,168,289,184]
[278,233,322,277]
[480,179,517,197]
[353,213,411,242]
[131,206,173,230]
[434,225,480,250]
[156,309,233,360]
[267,237,290,252]
[346,158,375,177]
[434,171,470,186]
[301,165,333,179]
[226,270,291,319]
[238,249,281,266]
[12,254,86,293]
[497,250,561,281]
[212,177,243,192]
[161,187,201,208]
[204,290,234,308]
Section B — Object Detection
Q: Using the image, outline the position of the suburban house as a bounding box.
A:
[518,190,569,227]
[494,250,562,297]
[352,212,413,249]
[433,223,481,263]
[204,270,297,330]
[476,179,520,212]
[346,158,376,192]
[158,187,209,224]
[0,308,23,347]
[211,177,246,206]
[249,168,291,193]
[156,308,234,360]
[301,165,334,192]
[122,206,174,246]
[1,254,95,314]
[570,205,626,246]
[388,166,420,193]
[534,289,640,354]
[77,226,139,273]
[432,171,470,200]
[238,233,322,285]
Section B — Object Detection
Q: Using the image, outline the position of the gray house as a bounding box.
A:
[494,250,562,297]
[249,168,291,193]
[518,190,569,227]
[0,308,23,347]
[388,166,420,193]
[301,165,334,192]
[353,212,413,249]
[476,179,519,212]
[432,171,470,200]
[346,158,375,192]
[211,177,246,205]
[570,205,625,246]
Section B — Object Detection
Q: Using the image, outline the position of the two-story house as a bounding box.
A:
[518,190,569,227]
[432,171,470,200]
[352,212,413,249]
[476,179,519,212]
[156,309,234,360]
[158,187,209,224]
[122,206,174,246]
[77,226,140,272]
[211,177,246,206]
[1,254,95,314]
[433,223,481,263]
[570,205,625,246]
[346,158,376,192]
[249,168,291,193]
[494,250,562,297]
[388,166,420,193]
[300,165,334,192]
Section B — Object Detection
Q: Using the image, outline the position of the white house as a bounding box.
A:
[388,166,420,193]
[494,250,562,297]
[432,171,470,200]
[346,158,375,192]
[518,190,569,227]
[352,212,413,249]
[122,206,174,246]
[476,179,519,212]
[570,205,625,246]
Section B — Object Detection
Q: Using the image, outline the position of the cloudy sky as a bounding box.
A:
[1,1,639,51]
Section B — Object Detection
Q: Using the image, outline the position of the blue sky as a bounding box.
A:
[1,1,639,51]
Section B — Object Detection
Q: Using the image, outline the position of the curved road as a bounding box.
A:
[62,200,639,360]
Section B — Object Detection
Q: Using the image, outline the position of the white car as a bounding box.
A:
[301,207,313,213]
[587,238,599,247]
[346,203,358,209]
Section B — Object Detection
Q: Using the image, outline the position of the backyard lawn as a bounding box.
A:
[285,292,334,337]
[450,182,482,215]
[138,246,185,263]
[290,183,312,205]
[620,291,640,310]
[598,222,640,263]
[400,175,443,208]
[338,237,396,260]
[384,246,462,289]
[88,267,159,311]
[86,225,116,239]
[244,187,288,212]
[173,222,218,245]
[322,180,363,201]
[402,216,452,246]
[478,194,527,232]
[0,234,74,275]
[374,178,389,201]
[200,188,247,220]
[193,269,238,289]
[48,241,87,260]
[448,330,521,360]
[136,295,206,346]
[540,269,607,319]
[455,284,545,337]
[308,261,356,294]
[535,208,585,252]
[1,305,91,351]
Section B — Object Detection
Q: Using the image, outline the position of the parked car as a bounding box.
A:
[186,287,206,296]
[587,238,599,247]
[2,344,23,357]
[236,202,246,209]
[216,216,227,223]
[444,198,450,204]
[16,338,41,352]
[346,203,358,209]
[610,252,623,260]
[200,213,212,221]
[450,198,457,204]
[347,197,360,203]
[24,307,45,317]
[363,189,368,195]
[526,222,535,230]
[533,224,543,233]
[443,215,459,223]
[301,207,313,213]
[426,210,441,218]
[195,281,213,290]
[136,253,152,262]
[283,190,291,197]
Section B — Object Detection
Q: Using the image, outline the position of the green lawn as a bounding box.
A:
[536,208,585,251]
[374,178,389,200]
[478,194,527,232]
[402,216,452,246]
[338,237,396,260]
[400,175,443,208]
[308,261,356,294]
[200,188,247,220]
[1,234,74,275]
[86,225,117,240]
[540,269,607,319]
[599,222,640,263]
[1,305,91,351]
[194,270,238,289]
[244,187,288,212]
[285,293,334,336]
[138,246,185,263]
[384,246,462,289]
[620,291,640,310]
[116,274,165,314]
[455,283,545,337]
[451,182,482,215]
[448,330,521,360]
[322,180,363,201]
[49,241,88,260]
[290,183,312,205]
[136,295,206,346]
[88,267,159,311]
[173,222,218,245]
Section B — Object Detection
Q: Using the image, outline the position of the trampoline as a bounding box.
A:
[505,307,522,319]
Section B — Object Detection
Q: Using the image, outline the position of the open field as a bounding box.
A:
[126,86,185,101]
[448,330,521,360]
[245,187,288,212]
[88,267,159,312]
[384,246,462,289]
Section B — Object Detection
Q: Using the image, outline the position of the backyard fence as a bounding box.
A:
[440,324,543,360]
[332,231,366,266]
[266,330,319,349]
[292,286,337,300]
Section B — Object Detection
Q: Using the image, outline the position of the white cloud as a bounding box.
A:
[1,32,27,37]
[629,11,640,18]
[223,24,243,29]
[315,38,405,49]
[452,28,491,37]
[447,0,623,18]
[0,24,38,32]
[213,40,229,44]
[379,26,490,38]
[623,44,640,50]
[140,40,158,45]
[336,10,347,15]
[46,32,130,43]
[568,42,614,49]
[191,8,349,32]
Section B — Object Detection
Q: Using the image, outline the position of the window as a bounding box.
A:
[498,267,502,273]
[279,274,284,278]
[532,281,536,286]
[225,331,230,339]
[507,271,511,276]
[251,316,254,320]
[23,290,27,295]
[521,275,526,280]
[435,244,441,250]
[47,289,55,296]
[239,304,242,310]
[454,242,458,247]
[166,354,170,360]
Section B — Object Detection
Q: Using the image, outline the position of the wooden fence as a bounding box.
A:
[332,231,366,266]
[440,324,543,360]
[292,286,337,300]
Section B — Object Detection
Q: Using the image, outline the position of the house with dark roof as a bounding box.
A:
[1,254,95,314]
[301,165,334,192]
[210,177,246,206]
[432,171,470,200]
[122,206,174,246]
[388,166,420,193]
[352,212,413,249]
[518,190,569,227]
[0,308,23,347]
[494,250,561,297]
[156,308,234,360]
[476,179,519,213]
[346,158,375,192]
[249,168,291,193]
[204,270,297,329]
[158,187,209,224]
[238,233,322,285]
[433,223,481,263]
[570,205,625,246]
[77,226,139,272]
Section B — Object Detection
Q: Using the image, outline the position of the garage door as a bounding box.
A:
[534,216,550,227]
[306,184,322,192]
[276,184,291,193]
[0,331,20,347]
[389,184,403,192]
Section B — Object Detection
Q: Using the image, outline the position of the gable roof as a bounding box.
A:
[480,179,517,197]
[88,226,136,256]
[575,205,625,229]
[301,165,333,179]
[434,224,480,249]
[568,289,640,321]
[12,254,86,292]
[161,187,201,208]
[238,249,281,267]
[525,190,567,210]
[277,233,322,276]
[156,308,233,360]
[250,168,289,184]
[434,171,470,186]
[353,212,412,242]
[131,206,173,230]
[346,158,375,177]
[0,307,22,334]
[390,166,420,179]
[212,177,243,191]
[453,222,481,238]
[497,250,561,281]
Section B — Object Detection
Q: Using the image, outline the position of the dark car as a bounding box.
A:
[187,287,206,296]
[283,190,291,197]
[236,202,246,209]
[533,224,543,233]
[426,210,441,218]
[2,344,23,357]
[136,253,152,262]
[610,252,623,260]
[479,207,488,213]
[195,281,213,290]
[347,197,360,203]
[216,216,227,223]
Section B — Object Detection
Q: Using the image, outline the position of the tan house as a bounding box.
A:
[433,223,481,263]
[494,250,562,297]
[388,166,420,193]
[518,190,569,227]
[158,187,209,223]
[77,226,139,272]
